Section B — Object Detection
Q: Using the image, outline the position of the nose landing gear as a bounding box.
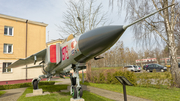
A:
[70,66,83,99]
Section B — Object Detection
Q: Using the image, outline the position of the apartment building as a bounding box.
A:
[0,14,47,81]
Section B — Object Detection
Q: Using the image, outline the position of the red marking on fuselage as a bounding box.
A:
[50,45,56,63]
[62,45,69,60]
[71,39,77,50]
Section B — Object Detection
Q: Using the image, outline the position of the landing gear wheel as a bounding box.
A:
[79,88,83,98]
[33,80,38,89]
[72,87,77,99]
[147,69,150,72]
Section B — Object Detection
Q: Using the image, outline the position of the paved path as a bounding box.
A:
[53,78,71,85]
[0,88,27,101]
[81,85,150,101]
[54,78,151,101]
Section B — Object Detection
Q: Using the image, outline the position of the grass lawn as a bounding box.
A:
[0,91,6,96]
[41,80,59,83]
[18,84,113,101]
[82,82,180,101]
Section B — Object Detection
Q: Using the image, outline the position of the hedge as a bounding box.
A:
[85,68,173,89]
[89,69,137,86]
[0,81,55,90]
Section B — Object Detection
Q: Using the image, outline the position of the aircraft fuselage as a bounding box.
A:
[44,26,125,75]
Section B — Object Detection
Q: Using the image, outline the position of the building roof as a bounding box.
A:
[46,38,64,46]
[0,13,48,27]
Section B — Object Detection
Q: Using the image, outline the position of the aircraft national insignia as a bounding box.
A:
[71,39,77,55]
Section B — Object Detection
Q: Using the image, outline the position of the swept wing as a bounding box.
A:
[7,49,46,69]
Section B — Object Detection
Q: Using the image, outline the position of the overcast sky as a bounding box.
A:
[0,0,137,50]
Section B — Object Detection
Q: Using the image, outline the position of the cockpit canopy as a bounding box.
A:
[62,34,75,43]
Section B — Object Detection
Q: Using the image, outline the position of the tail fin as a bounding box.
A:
[123,4,175,30]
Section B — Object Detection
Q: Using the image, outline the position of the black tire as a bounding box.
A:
[72,77,76,86]
[79,88,83,98]
[33,80,38,89]
[72,87,77,99]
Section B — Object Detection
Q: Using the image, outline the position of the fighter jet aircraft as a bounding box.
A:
[7,4,174,99]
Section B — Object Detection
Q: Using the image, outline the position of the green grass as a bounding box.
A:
[41,80,59,83]
[0,91,6,96]
[82,82,180,101]
[65,76,70,79]
[18,84,113,101]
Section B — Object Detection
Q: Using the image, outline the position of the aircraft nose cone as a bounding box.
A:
[78,26,125,58]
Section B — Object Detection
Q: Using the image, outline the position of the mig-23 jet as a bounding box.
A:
[7,4,174,99]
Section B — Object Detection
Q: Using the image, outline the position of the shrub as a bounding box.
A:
[111,71,121,84]
[124,71,137,86]
[106,72,113,84]
[137,71,173,89]
[98,72,106,83]
[88,68,137,85]
[0,81,55,90]
[88,67,173,89]
[138,72,152,87]
[92,76,98,83]
[164,71,173,87]
[39,81,55,85]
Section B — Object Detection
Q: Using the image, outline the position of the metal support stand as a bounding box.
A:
[82,70,84,83]
[123,83,127,101]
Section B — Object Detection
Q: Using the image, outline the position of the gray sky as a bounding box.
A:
[0,0,136,50]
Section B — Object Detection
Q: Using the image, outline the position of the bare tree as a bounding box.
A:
[130,48,138,65]
[58,0,108,37]
[109,0,180,87]
[153,47,162,64]
[89,40,138,67]
[138,50,144,67]
[58,0,109,81]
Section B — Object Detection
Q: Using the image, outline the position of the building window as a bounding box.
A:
[2,62,12,73]
[4,26,13,36]
[3,44,13,54]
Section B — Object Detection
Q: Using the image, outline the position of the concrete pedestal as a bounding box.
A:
[33,89,43,95]
[26,89,50,97]
[70,98,85,101]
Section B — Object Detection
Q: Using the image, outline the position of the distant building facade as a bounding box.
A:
[136,57,180,66]
[0,14,47,81]
[136,58,157,66]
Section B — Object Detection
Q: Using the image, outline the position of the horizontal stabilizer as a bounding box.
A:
[22,65,43,69]
[7,49,46,69]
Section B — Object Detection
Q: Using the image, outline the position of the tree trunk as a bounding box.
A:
[169,40,180,87]
[86,62,91,82]
[163,1,180,87]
